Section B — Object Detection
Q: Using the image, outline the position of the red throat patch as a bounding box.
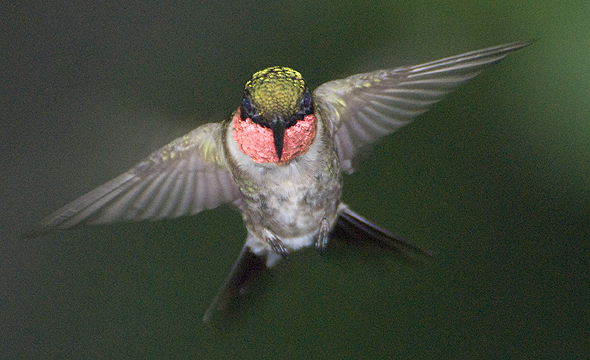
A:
[233,108,317,164]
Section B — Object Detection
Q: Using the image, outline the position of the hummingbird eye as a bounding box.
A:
[241,97,264,124]
[242,97,254,116]
[303,92,311,108]
[298,91,313,116]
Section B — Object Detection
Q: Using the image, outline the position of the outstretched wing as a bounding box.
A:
[25,122,241,237]
[313,42,529,173]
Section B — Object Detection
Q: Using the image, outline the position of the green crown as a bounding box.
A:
[245,67,307,118]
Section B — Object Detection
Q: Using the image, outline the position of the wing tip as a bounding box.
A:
[21,215,68,239]
[21,226,48,239]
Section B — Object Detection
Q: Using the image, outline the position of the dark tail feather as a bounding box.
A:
[203,245,267,323]
[203,207,431,321]
[333,207,433,258]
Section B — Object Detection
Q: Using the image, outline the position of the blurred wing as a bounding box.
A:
[313,42,529,173]
[26,122,241,237]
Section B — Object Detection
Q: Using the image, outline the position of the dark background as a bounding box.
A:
[2,0,589,358]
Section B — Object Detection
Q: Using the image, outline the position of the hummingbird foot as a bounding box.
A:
[315,216,331,252]
[264,231,289,258]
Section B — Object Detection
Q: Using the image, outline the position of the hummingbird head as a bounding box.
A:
[233,67,317,164]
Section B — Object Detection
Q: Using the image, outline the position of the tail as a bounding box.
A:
[332,205,433,258]
[202,245,268,323]
[203,205,431,322]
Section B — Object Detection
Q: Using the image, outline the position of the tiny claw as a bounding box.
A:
[267,235,289,258]
[315,217,330,252]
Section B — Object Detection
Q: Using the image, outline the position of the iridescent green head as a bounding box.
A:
[240,67,313,161]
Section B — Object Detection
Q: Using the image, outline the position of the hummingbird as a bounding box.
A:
[25,42,529,321]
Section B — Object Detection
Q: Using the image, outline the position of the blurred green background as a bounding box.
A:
[2,0,589,358]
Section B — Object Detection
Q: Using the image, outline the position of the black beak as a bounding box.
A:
[269,118,286,162]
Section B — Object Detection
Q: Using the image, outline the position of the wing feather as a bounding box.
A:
[25,122,241,237]
[313,41,529,173]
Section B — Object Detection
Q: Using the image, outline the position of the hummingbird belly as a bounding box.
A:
[240,176,342,251]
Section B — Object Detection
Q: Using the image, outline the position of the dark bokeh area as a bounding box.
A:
[2,0,589,358]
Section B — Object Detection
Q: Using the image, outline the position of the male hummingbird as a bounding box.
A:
[25,42,529,321]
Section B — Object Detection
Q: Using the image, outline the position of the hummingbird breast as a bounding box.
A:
[223,110,343,251]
